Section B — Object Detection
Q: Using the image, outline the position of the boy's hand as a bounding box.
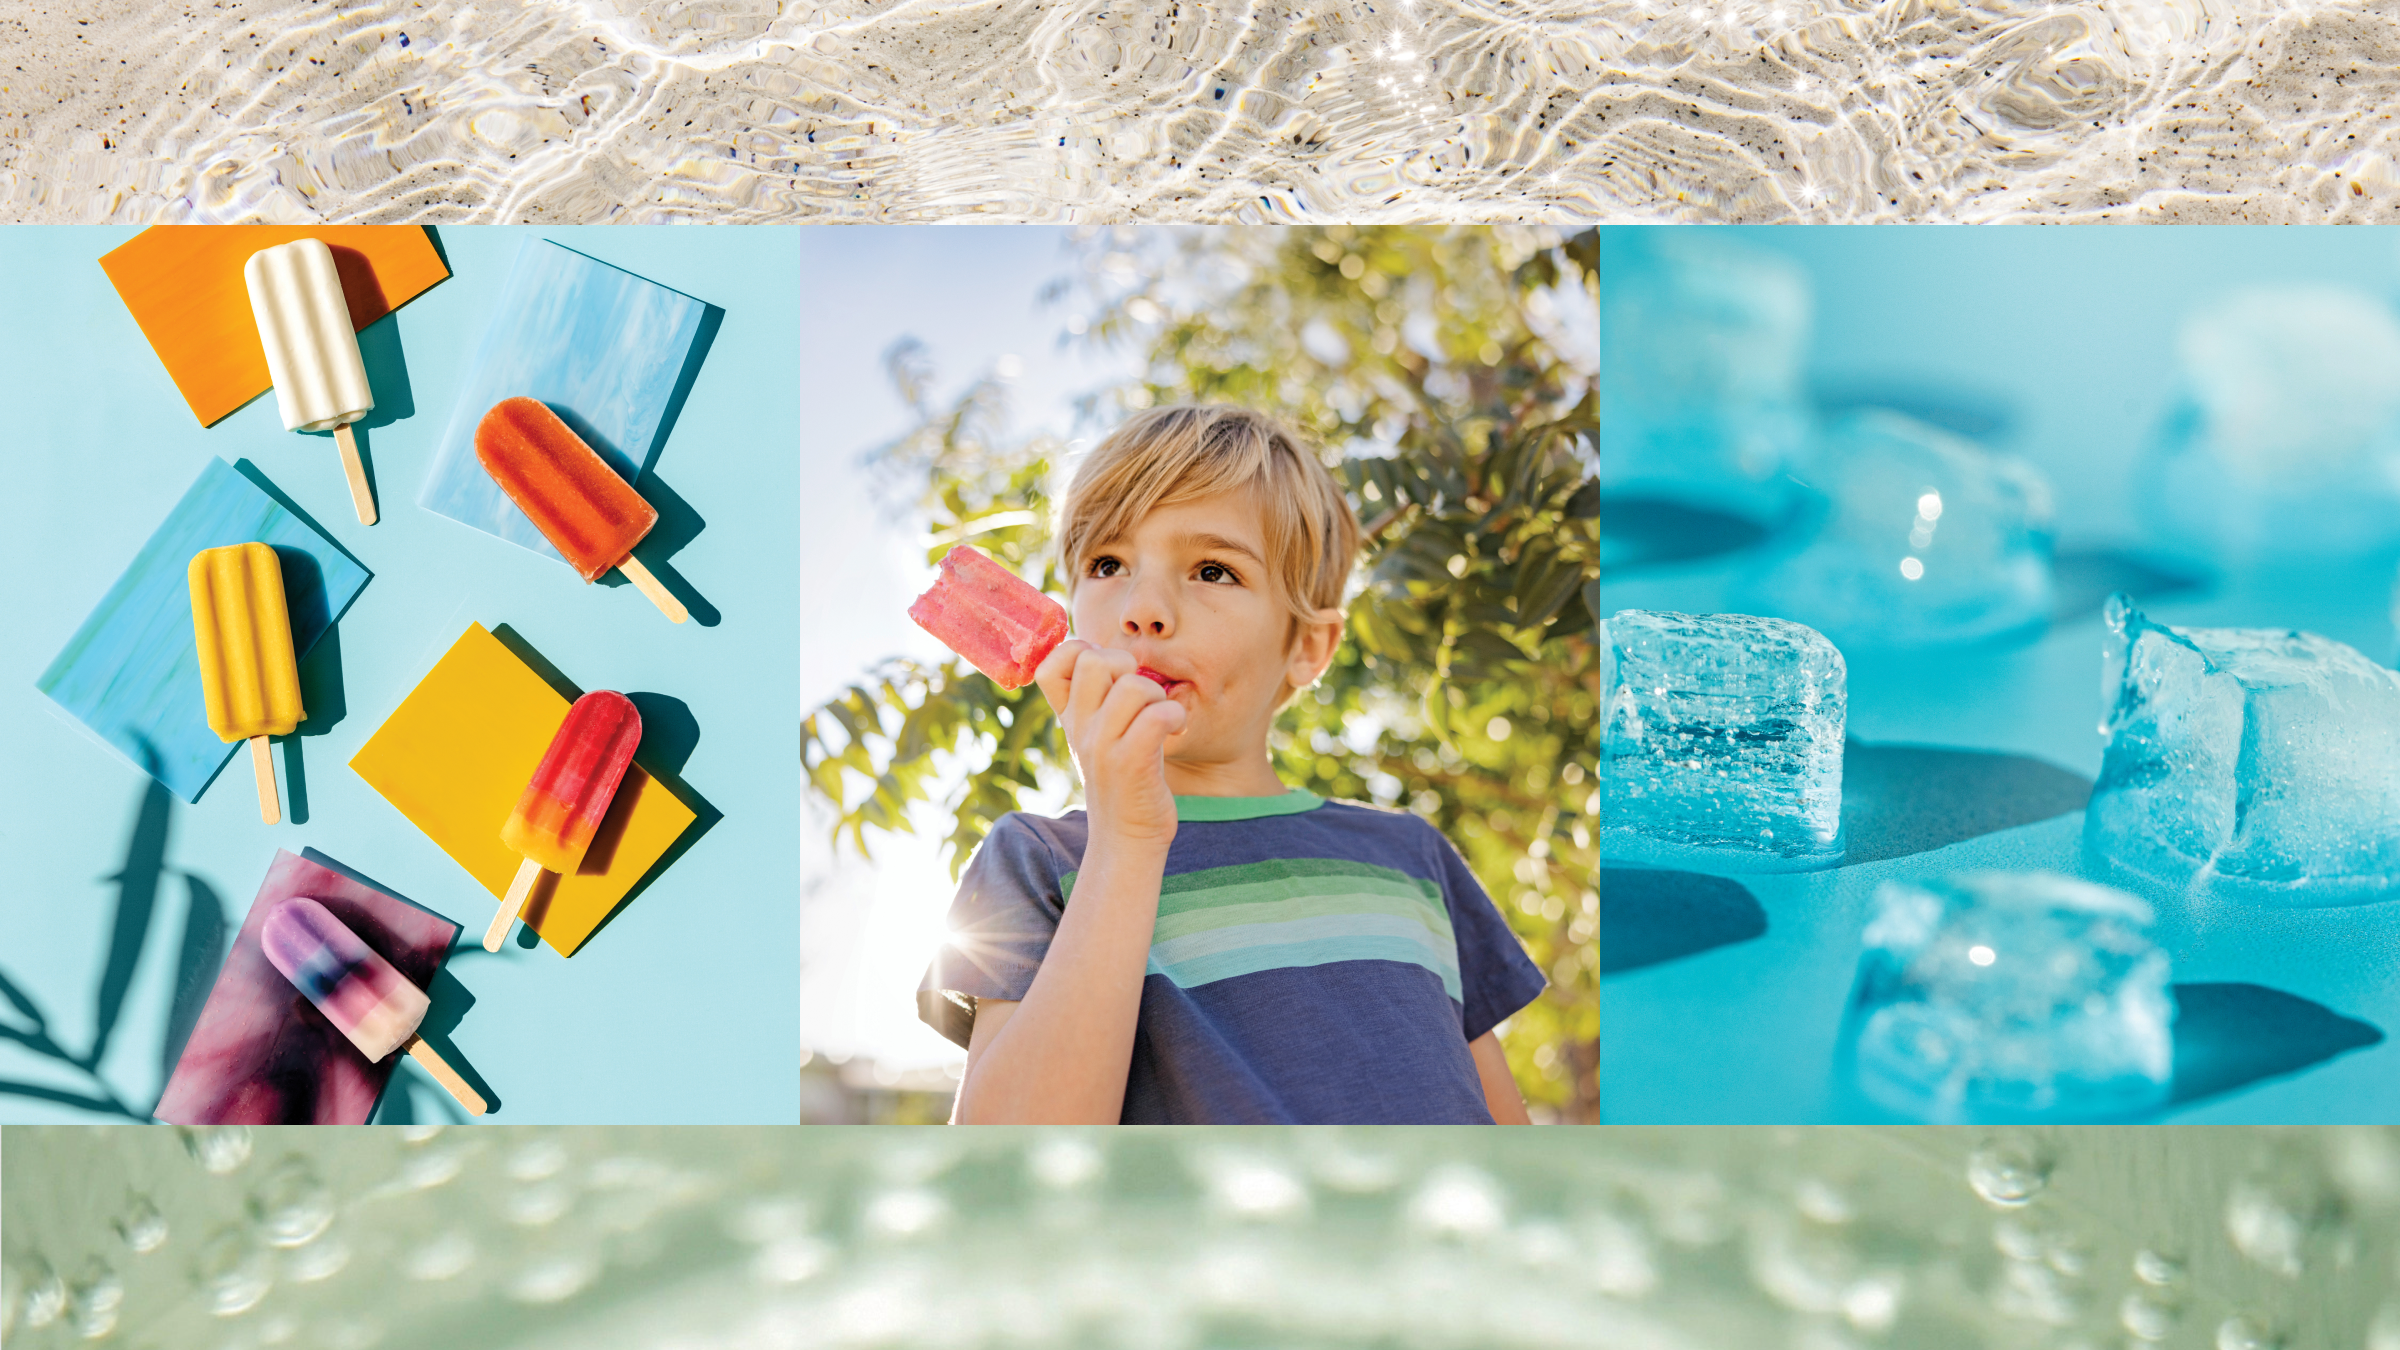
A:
[1035,638,1186,850]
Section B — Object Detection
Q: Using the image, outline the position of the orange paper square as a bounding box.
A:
[349,624,696,957]
[100,225,451,427]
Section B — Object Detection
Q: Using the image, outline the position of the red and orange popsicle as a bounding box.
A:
[485,690,644,951]
[907,544,1071,690]
[475,396,686,622]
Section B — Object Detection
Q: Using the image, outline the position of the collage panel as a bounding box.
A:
[6,1124,2399,1347]
[1600,226,2400,1124]
[0,227,799,1125]
[800,224,1599,1124]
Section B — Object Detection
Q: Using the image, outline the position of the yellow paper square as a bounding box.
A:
[349,624,696,956]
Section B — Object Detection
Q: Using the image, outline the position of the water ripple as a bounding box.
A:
[0,0,1599,222]
[1592,0,2400,221]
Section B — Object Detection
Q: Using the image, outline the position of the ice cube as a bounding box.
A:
[1742,410,2054,647]
[1600,231,1810,522]
[2085,593,2400,906]
[2138,286,2400,560]
[1602,609,1845,871]
[1847,871,2174,1123]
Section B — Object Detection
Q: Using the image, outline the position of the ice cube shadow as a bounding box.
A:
[2049,548,2209,624]
[2167,981,2383,1109]
[1601,867,1767,975]
[1600,494,1776,573]
[1839,741,2092,866]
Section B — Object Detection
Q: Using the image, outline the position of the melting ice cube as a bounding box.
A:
[2139,286,2400,560]
[2085,593,2400,906]
[1600,231,1810,523]
[1743,409,2054,647]
[1602,609,1845,871]
[1848,871,2174,1123]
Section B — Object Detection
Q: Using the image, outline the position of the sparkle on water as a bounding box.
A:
[0,0,1598,223]
[5,1127,2396,1349]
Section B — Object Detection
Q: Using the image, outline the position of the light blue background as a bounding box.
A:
[0,227,797,1125]
[1603,226,2400,1124]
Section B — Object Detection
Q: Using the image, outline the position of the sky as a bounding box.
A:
[797,227,1139,1073]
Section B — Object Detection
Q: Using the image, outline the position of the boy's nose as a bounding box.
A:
[1120,586,1174,638]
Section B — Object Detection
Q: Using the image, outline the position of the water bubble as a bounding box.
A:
[115,1195,168,1254]
[1967,1139,2052,1208]
[252,1157,334,1248]
[1793,1178,1853,1225]
[183,1126,254,1174]
[1992,1257,2079,1326]
[507,1250,600,1304]
[287,1234,350,1284]
[400,1148,466,1191]
[753,1235,832,1285]
[198,1227,273,1317]
[404,1232,475,1282]
[2215,1315,2280,1350]
[71,1260,123,1339]
[505,1182,573,1228]
[2121,1290,2178,1341]
[2226,1153,2341,1279]
[21,1261,66,1329]
[1208,1157,1310,1222]
[863,1188,948,1239]
[2133,1248,2185,1287]
[397,1125,445,1145]
[507,1138,569,1182]
[1028,1135,1104,1190]
[1407,1165,1505,1239]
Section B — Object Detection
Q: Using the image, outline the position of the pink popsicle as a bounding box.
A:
[484,690,643,951]
[260,898,485,1113]
[907,544,1070,690]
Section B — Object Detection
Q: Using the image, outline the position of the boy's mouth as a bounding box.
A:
[1136,666,1188,696]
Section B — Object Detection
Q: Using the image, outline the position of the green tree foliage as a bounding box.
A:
[802,226,1597,1121]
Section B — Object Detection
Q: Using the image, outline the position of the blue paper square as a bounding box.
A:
[416,237,707,565]
[35,458,371,802]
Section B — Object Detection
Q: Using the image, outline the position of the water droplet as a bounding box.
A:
[404,1232,475,1282]
[115,1195,167,1254]
[20,1261,66,1329]
[1794,1178,1852,1224]
[1967,1139,2051,1208]
[252,1157,334,1248]
[400,1148,465,1191]
[1406,1165,1504,1238]
[198,1227,272,1317]
[2122,1291,2178,1341]
[507,1250,599,1304]
[1027,1136,1104,1190]
[863,1188,948,1239]
[2133,1248,2185,1287]
[2225,1152,2340,1279]
[506,1182,573,1227]
[287,1234,350,1284]
[70,1258,122,1340]
[753,1235,831,1285]
[397,1124,445,1144]
[183,1126,253,1174]
[507,1137,569,1182]
[2216,1315,2280,1350]
[1208,1156,1310,1221]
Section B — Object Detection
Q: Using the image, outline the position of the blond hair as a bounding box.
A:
[1059,406,1359,645]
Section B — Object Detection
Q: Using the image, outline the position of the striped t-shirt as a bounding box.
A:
[918,789,1547,1124]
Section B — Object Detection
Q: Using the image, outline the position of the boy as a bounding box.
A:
[918,405,1546,1123]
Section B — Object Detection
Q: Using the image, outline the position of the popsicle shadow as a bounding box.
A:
[2168,982,2383,1110]
[232,460,371,579]
[545,404,717,626]
[1601,867,1767,975]
[1838,740,2092,867]
[480,629,720,953]
[265,548,343,826]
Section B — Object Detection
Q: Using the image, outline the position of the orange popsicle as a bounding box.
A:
[473,397,684,622]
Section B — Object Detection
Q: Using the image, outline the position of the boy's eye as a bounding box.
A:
[1196,561,1239,585]
[1086,556,1126,578]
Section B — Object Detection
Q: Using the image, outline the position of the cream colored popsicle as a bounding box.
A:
[245,238,379,524]
[261,898,486,1115]
[189,542,305,824]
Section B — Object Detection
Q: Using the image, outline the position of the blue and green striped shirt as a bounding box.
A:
[920,789,1546,1124]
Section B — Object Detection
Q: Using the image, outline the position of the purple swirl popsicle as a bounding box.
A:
[261,898,486,1114]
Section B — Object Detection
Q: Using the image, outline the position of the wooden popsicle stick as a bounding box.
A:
[334,422,377,525]
[484,856,544,952]
[405,1037,488,1115]
[249,735,280,824]
[619,555,687,623]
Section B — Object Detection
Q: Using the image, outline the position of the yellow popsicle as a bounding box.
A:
[188,542,304,822]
